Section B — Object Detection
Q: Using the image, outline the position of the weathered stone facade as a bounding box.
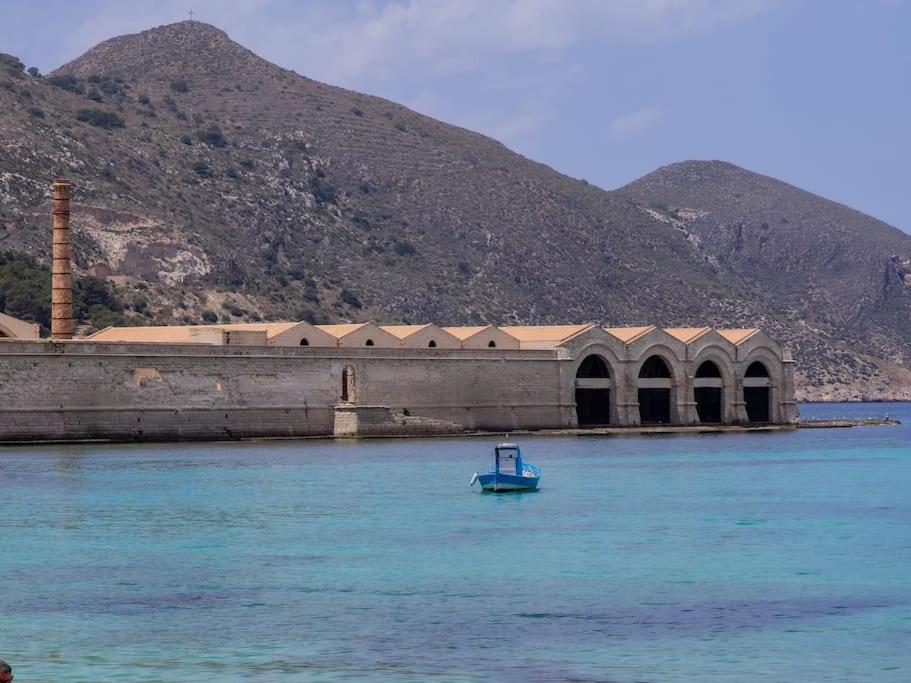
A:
[0,325,795,442]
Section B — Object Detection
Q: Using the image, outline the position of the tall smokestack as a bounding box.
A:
[51,179,74,340]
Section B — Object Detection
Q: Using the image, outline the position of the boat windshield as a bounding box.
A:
[496,448,519,474]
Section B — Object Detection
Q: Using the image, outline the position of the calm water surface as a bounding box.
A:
[2,403,910,682]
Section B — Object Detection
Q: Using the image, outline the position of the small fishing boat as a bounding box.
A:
[470,442,540,492]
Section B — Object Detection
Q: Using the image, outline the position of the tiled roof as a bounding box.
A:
[605,326,656,344]
[716,328,759,345]
[379,324,432,339]
[664,327,711,343]
[500,324,594,343]
[441,326,492,340]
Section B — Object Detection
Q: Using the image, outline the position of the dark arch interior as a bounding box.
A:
[488,340,496,348]
[638,355,671,424]
[639,355,671,378]
[695,360,721,378]
[575,355,611,426]
[428,340,437,348]
[576,355,610,378]
[300,338,309,346]
[694,360,723,424]
[746,361,770,377]
[365,339,374,346]
[744,361,771,422]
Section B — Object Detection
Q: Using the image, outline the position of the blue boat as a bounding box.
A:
[470,442,540,492]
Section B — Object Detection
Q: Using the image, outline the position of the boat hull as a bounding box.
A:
[477,472,540,492]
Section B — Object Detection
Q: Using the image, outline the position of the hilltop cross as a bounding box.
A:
[188,9,195,21]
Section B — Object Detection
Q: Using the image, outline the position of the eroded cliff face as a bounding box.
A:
[1,22,910,398]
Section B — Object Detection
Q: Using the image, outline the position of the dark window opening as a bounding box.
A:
[745,387,770,423]
[428,340,437,348]
[300,338,309,346]
[576,389,611,426]
[341,367,349,402]
[365,339,374,346]
[488,341,496,348]
[695,387,723,423]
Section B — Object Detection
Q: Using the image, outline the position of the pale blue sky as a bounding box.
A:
[3,1,909,231]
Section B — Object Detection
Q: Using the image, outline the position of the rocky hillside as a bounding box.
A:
[1,21,909,400]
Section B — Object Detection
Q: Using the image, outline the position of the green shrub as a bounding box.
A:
[201,309,218,323]
[393,240,416,256]
[76,108,125,129]
[339,288,362,309]
[0,53,24,72]
[47,74,83,93]
[192,161,213,178]
[170,79,189,93]
[27,107,44,119]
[27,67,39,77]
[196,126,227,148]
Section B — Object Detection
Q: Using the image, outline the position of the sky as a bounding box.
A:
[2,0,909,232]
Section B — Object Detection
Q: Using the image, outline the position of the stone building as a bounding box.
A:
[16,320,796,442]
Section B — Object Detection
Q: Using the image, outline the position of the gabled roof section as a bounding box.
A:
[605,325,656,344]
[441,325,491,341]
[316,323,369,339]
[500,324,595,344]
[717,328,760,346]
[380,324,434,340]
[85,322,300,343]
[664,327,712,344]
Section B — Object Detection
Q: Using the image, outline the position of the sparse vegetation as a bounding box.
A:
[76,108,125,129]
[196,125,227,148]
[393,240,416,256]
[201,309,218,323]
[170,78,190,93]
[47,74,84,94]
[339,289,362,309]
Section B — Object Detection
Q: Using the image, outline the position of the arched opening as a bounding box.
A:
[744,361,771,423]
[365,339,374,347]
[487,340,496,348]
[575,355,612,426]
[638,355,672,425]
[428,340,437,348]
[341,365,356,403]
[300,338,309,346]
[694,360,723,424]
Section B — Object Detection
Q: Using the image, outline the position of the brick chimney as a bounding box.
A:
[51,179,74,340]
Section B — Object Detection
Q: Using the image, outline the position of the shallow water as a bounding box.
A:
[2,402,910,682]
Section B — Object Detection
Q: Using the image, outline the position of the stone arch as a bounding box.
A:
[634,345,685,425]
[428,340,437,348]
[637,354,673,424]
[341,365,356,403]
[300,338,309,346]
[692,347,737,425]
[743,358,772,423]
[574,353,613,426]
[488,340,496,348]
[365,339,374,347]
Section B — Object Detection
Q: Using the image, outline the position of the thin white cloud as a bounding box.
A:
[256,0,775,86]
[610,107,662,140]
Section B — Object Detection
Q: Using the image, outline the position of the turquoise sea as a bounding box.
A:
[2,402,910,682]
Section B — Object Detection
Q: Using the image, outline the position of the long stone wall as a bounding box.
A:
[0,340,567,442]
[0,328,796,443]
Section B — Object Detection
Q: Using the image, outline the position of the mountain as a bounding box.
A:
[0,21,909,400]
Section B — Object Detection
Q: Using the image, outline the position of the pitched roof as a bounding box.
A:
[499,324,594,343]
[85,322,298,342]
[717,328,760,345]
[315,323,369,339]
[664,327,712,344]
[441,325,493,340]
[379,324,433,340]
[605,325,656,344]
